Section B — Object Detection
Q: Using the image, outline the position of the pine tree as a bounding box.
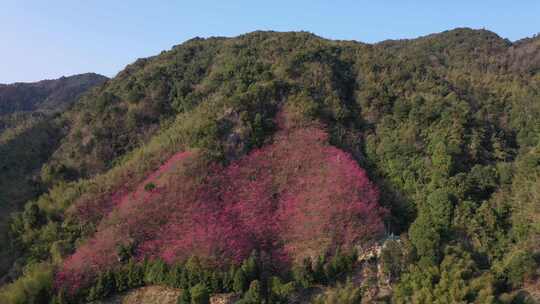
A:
[242,252,260,283]
[103,270,116,297]
[180,267,191,289]
[186,256,203,286]
[168,264,184,288]
[234,269,248,293]
[210,271,223,294]
[240,280,262,304]
[115,268,129,292]
[222,265,237,292]
[313,255,327,284]
[51,289,66,304]
[190,283,210,304]
[177,288,191,304]
[293,257,314,288]
[127,259,144,288]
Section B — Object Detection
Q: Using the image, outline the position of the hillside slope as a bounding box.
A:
[0,73,107,285]
[1,29,539,304]
[0,73,108,209]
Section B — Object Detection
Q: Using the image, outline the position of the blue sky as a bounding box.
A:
[2,0,539,83]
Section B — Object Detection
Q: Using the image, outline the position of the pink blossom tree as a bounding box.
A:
[56,124,385,292]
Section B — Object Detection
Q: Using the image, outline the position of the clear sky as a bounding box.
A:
[2,0,539,83]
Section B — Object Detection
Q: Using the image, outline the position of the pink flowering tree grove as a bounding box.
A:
[56,124,386,292]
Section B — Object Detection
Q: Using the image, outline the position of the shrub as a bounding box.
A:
[233,269,249,294]
[238,280,262,304]
[190,283,210,304]
[269,276,295,303]
[292,257,314,288]
[502,250,537,288]
[177,288,191,304]
[0,263,53,304]
[380,240,404,281]
[312,281,362,304]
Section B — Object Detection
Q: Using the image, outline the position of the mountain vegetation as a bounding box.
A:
[0,73,108,115]
[0,28,539,303]
[0,73,107,284]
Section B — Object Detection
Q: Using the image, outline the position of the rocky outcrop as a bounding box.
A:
[93,286,180,304]
[93,287,240,304]
[210,293,240,304]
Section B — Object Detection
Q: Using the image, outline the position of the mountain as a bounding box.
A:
[506,34,540,73]
[1,29,539,304]
[0,73,108,116]
[0,73,108,209]
[0,73,107,286]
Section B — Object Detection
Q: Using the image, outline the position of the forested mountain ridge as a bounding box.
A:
[0,73,108,116]
[0,28,539,304]
[0,73,107,286]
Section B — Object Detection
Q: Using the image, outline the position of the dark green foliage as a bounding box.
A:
[144,259,169,285]
[189,283,210,304]
[381,240,404,281]
[393,246,496,303]
[237,280,262,304]
[409,214,442,265]
[0,74,106,280]
[222,265,236,292]
[144,182,156,191]
[50,289,66,304]
[87,270,115,301]
[167,264,184,288]
[292,257,314,288]
[233,268,249,294]
[0,263,53,304]
[323,250,357,283]
[177,288,191,304]
[126,260,144,288]
[501,250,537,288]
[409,189,454,265]
[209,271,223,294]
[268,276,295,303]
[241,252,260,283]
[291,250,358,290]
[113,267,128,292]
[312,255,327,284]
[117,243,134,263]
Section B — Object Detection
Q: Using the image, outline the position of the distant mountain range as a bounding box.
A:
[0,73,108,116]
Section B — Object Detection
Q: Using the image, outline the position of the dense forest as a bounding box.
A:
[0,73,107,284]
[0,28,539,303]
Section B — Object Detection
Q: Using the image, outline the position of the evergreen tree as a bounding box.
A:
[177,288,191,304]
[222,265,237,292]
[210,271,223,294]
[313,255,327,284]
[293,257,314,288]
[144,259,168,285]
[190,283,210,304]
[180,266,191,290]
[233,269,249,294]
[168,263,184,288]
[114,268,129,292]
[239,280,262,304]
[185,256,203,286]
[241,252,260,283]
